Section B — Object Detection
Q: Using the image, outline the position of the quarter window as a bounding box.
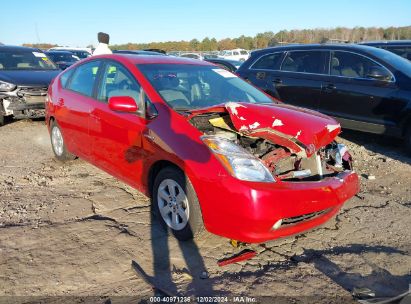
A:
[281,51,327,74]
[60,68,74,88]
[330,51,390,79]
[98,62,145,115]
[68,60,101,96]
[252,53,282,70]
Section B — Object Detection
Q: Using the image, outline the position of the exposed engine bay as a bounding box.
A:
[190,112,353,181]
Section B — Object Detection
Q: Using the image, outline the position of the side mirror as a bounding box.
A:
[367,66,392,81]
[108,96,138,113]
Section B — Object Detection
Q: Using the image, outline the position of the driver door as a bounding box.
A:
[89,60,148,186]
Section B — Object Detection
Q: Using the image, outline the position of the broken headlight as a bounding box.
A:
[0,80,16,92]
[201,135,275,182]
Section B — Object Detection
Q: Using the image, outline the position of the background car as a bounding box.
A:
[219,48,250,61]
[179,53,203,60]
[204,58,243,72]
[113,50,166,56]
[47,47,92,59]
[0,45,60,125]
[237,44,411,152]
[45,50,80,70]
[46,54,358,243]
[359,40,411,61]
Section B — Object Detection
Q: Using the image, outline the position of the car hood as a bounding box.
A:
[187,102,341,157]
[0,70,60,87]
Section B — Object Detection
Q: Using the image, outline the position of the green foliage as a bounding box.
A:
[23,26,411,52]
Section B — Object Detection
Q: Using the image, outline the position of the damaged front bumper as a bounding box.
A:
[197,170,359,244]
[0,86,47,118]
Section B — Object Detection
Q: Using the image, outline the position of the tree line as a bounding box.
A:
[24,26,411,52]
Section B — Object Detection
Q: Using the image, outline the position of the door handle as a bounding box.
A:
[323,83,336,92]
[272,78,282,84]
[57,98,64,106]
[256,72,266,80]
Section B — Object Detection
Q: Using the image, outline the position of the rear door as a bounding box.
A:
[271,50,328,110]
[238,52,283,99]
[89,60,148,187]
[56,60,102,160]
[320,50,400,132]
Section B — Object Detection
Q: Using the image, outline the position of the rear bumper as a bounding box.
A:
[197,170,359,243]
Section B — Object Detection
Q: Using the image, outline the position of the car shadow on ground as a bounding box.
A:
[215,244,411,302]
[339,129,411,166]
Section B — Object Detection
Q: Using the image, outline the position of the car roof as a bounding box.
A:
[250,43,385,56]
[93,54,212,65]
[359,40,411,46]
[46,50,74,54]
[0,45,41,52]
[113,50,164,55]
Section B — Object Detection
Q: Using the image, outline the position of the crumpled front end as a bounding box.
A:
[187,102,359,243]
[0,86,47,119]
[189,102,354,182]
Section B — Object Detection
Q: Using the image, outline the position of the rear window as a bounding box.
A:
[0,49,57,70]
[281,51,327,74]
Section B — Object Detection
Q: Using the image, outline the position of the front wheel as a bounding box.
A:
[152,167,204,241]
[50,120,76,161]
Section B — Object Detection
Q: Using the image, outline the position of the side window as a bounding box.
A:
[233,51,239,56]
[98,62,145,115]
[60,68,74,88]
[252,53,282,70]
[68,61,101,96]
[281,51,326,74]
[330,51,390,79]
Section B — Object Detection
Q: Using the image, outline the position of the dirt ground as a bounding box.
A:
[0,119,410,303]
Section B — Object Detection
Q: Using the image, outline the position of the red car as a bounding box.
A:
[46,54,359,243]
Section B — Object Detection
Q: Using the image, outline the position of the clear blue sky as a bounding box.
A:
[1,0,410,47]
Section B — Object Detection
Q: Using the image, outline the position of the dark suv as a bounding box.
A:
[360,40,411,61]
[237,44,411,151]
[0,45,60,125]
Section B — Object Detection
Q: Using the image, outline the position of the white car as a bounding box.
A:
[180,53,203,60]
[219,49,250,61]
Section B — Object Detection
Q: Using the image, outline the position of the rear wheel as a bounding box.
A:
[152,167,204,241]
[50,120,76,161]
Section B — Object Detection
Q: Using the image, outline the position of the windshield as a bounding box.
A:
[137,64,273,110]
[0,50,57,70]
[47,52,78,63]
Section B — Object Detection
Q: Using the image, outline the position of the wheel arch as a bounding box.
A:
[147,160,183,197]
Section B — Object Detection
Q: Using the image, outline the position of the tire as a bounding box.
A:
[0,113,4,126]
[152,167,204,241]
[50,120,76,161]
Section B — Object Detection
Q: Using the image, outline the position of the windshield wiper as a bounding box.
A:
[173,107,192,112]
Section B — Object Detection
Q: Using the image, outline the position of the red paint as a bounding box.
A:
[108,96,139,113]
[218,250,257,267]
[46,54,359,244]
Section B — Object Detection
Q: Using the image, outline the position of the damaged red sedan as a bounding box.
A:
[46,54,359,243]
